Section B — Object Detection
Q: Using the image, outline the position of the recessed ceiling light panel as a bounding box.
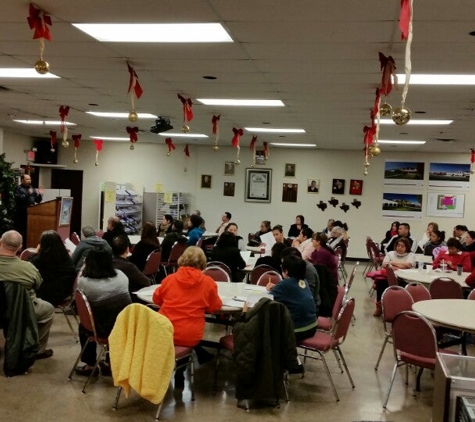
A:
[197,99,284,106]
[397,74,475,85]
[245,127,305,133]
[86,111,157,118]
[378,140,426,145]
[270,143,316,147]
[379,119,452,125]
[14,120,76,126]
[157,133,208,138]
[0,69,59,78]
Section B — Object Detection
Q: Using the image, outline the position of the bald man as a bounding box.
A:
[0,230,54,359]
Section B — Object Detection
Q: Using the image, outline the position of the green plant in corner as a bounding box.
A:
[0,153,18,236]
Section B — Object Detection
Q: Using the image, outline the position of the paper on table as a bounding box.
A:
[259,231,275,255]
[64,238,76,253]
[244,284,268,292]
[240,251,252,263]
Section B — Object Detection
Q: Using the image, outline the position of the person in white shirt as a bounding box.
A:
[216,211,231,235]
[291,227,315,261]
[417,221,438,251]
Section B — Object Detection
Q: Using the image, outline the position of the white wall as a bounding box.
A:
[3,133,474,259]
[2,130,32,167]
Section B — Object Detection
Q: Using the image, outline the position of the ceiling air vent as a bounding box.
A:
[435,138,456,143]
[0,85,10,92]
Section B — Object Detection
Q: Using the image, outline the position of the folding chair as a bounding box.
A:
[143,250,162,284]
[429,277,463,299]
[405,282,431,303]
[70,232,81,245]
[249,264,275,285]
[317,285,345,332]
[161,242,187,276]
[203,266,231,282]
[344,261,359,298]
[256,270,282,287]
[19,248,36,261]
[55,269,82,341]
[207,261,232,277]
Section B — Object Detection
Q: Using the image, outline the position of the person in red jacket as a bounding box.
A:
[153,246,222,388]
[433,238,471,273]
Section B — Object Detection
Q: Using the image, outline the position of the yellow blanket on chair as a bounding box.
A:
[109,304,175,404]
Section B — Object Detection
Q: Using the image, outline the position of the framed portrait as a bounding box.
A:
[59,197,73,226]
[224,161,235,176]
[245,168,272,203]
[255,149,266,165]
[307,178,320,194]
[223,182,235,197]
[201,174,212,189]
[282,183,298,203]
[350,179,363,195]
[284,163,296,177]
[332,178,345,195]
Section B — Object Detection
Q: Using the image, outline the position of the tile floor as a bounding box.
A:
[0,265,459,421]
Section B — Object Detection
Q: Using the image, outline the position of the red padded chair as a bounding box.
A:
[405,282,431,303]
[317,285,345,332]
[161,242,187,276]
[19,248,36,261]
[249,264,275,285]
[468,289,475,300]
[429,277,463,299]
[256,270,282,287]
[344,261,359,297]
[70,232,81,245]
[143,250,162,284]
[207,261,232,277]
[203,266,230,282]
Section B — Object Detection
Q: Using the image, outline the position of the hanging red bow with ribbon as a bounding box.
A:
[373,88,381,116]
[93,139,103,166]
[184,144,190,157]
[379,53,397,96]
[49,130,56,150]
[231,128,243,148]
[126,126,138,143]
[363,125,375,148]
[126,62,143,99]
[72,134,81,148]
[249,135,257,151]
[27,3,52,41]
[165,138,176,155]
[212,115,220,135]
[399,0,412,40]
[263,141,269,159]
[178,94,194,122]
[59,106,70,134]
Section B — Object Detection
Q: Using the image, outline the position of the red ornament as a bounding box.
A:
[399,0,412,40]
[231,128,243,148]
[59,105,70,133]
[177,94,194,122]
[184,144,190,157]
[212,115,220,134]
[126,62,143,99]
[165,138,176,154]
[249,135,257,151]
[49,130,57,150]
[93,139,103,166]
[72,134,81,148]
[126,126,138,143]
[27,3,52,41]
[379,53,397,96]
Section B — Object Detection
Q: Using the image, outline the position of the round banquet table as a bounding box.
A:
[395,269,471,289]
[412,299,475,334]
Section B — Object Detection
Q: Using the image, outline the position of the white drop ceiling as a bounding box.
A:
[0,0,475,153]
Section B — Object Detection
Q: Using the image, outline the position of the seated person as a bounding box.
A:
[291,227,315,261]
[454,225,470,246]
[71,226,112,271]
[248,220,272,246]
[423,230,446,257]
[310,232,338,285]
[288,215,308,238]
[384,222,417,254]
[75,248,132,376]
[187,215,205,246]
[327,226,347,254]
[272,225,292,247]
[321,219,334,237]
[210,232,246,283]
[102,216,129,247]
[161,219,188,262]
[224,222,246,251]
[29,230,77,307]
[463,231,475,268]
[129,221,160,272]
[417,222,438,252]
[374,238,415,317]
[380,221,399,253]
[266,255,317,342]
[433,238,471,272]
[111,235,150,295]
[255,242,287,273]
[157,214,173,237]
[216,212,231,235]
[153,247,222,387]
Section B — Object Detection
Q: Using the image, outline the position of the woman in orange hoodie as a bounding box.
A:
[153,246,222,387]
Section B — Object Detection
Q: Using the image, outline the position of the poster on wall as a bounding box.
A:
[383,161,425,188]
[382,192,423,220]
[428,162,471,191]
[282,183,298,202]
[426,193,465,218]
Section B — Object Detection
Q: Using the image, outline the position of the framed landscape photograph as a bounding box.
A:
[245,168,272,203]
[59,197,73,226]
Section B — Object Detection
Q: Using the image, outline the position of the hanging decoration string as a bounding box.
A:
[371,88,382,154]
[126,126,139,150]
[379,52,397,96]
[177,94,193,133]
[126,62,143,122]
[27,3,52,74]
[212,114,221,151]
[93,139,103,166]
[49,130,56,152]
[249,135,257,167]
[165,138,176,156]
[231,128,243,165]
[184,144,190,172]
[72,134,81,163]
[263,141,269,160]
[59,106,70,147]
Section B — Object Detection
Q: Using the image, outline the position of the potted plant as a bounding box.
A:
[0,153,18,235]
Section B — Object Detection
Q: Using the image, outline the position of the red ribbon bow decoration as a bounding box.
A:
[232,128,243,148]
[363,125,375,148]
[471,149,475,174]
[27,3,52,41]
[93,139,103,166]
[165,138,176,155]
[212,115,220,135]
[263,141,269,159]
[72,134,81,148]
[184,144,190,157]
[379,53,397,96]
[177,94,194,123]
[59,105,70,133]
[49,130,56,150]
[127,62,143,99]
[249,135,257,151]
[126,126,139,143]
[399,0,412,40]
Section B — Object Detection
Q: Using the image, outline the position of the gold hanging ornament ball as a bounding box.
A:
[95,162,99,167]
[392,105,412,125]
[62,140,69,148]
[181,124,190,133]
[380,103,392,117]
[128,111,138,122]
[212,145,219,151]
[50,148,55,153]
[166,152,170,156]
[130,144,135,150]
[369,143,382,156]
[34,59,49,75]
[235,159,241,165]
[73,159,78,164]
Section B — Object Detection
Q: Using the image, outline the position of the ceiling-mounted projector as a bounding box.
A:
[150,117,173,134]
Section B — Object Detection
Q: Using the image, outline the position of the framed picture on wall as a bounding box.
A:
[307,178,320,193]
[59,197,73,226]
[201,175,212,188]
[284,163,296,177]
[349,179,363,195]
[282,183,298,203]
[255,149,266,165]
[224,161,235,176]
[332,178,345,194]
[223,182,235,197]
[245,168,272,203]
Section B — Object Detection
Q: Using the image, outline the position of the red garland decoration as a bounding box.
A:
[249,135,257,151]
[184,144,190,157]
[165,138,176,154]
[177,94,194,122]
[263,141,269,159]
[126,62,143,99]
[373,88,381,116]
[27,3,52,41]
[471,149,475,174]
[72,134,81,148]
[59,105,70,133]
[379,52,397,96]
[212,115,220,134]
[49,130,56,150]
[363,125,375,148]
[399,0,412,40]
[126,126,138,144]
[231,128,243,148]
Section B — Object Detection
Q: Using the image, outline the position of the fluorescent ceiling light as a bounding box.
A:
[397,74,475,85]
[90,136,129,141]
[270,143,317,147]
[14,120,76,126]
[245,127,305,133]
[0,68,59,78]
[379,119,452,125]
[73,23,232,43]
[157,133,208,138]
[86,111,157,118]
[378,140,426,145]
[197,99,284,107]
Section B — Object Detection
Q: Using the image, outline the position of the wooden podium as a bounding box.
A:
[26,197,72,247]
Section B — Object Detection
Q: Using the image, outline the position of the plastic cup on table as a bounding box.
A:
[418,261,424,272]
[425,264,432,274]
